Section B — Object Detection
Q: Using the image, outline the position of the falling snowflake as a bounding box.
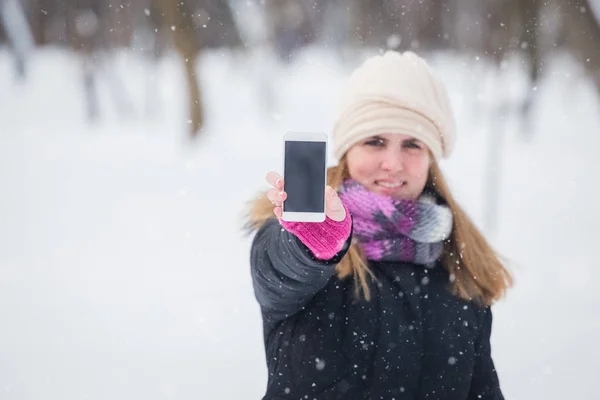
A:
[315,358,326,371]
[386,34,402,49]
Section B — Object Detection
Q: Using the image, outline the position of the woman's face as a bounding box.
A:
[345,133,431,200]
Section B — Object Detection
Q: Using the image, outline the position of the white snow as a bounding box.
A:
[1,45,599,399]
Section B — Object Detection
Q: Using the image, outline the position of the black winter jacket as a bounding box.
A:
[250,218,504,400]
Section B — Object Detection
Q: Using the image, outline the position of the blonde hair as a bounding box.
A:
[244,157,512,306]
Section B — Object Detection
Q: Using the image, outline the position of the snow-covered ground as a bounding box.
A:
[1,45,599,399]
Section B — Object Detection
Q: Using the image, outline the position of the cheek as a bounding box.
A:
[346,149,376,180]
[405,154,431,181]
[348,160,369,182]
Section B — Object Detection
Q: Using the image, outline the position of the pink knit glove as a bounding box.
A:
[279,204,352,260]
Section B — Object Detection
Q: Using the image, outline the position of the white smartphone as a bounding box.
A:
[281,132,328,222]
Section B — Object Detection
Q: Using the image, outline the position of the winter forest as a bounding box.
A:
[1,0,600,399]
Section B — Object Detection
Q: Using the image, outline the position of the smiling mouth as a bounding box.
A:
[375,180,405,189]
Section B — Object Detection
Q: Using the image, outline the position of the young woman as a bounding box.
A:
[246,51,512,400]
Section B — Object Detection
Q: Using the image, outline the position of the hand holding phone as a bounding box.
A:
[265,172,346,222]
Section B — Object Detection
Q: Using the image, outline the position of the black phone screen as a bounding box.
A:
[283,140,326,213]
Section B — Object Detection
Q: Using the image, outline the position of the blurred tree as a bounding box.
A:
[559,0,600,98]
[153,0,244,136]
[66,0,134,121]
[264,0,317,62]
[156,0,204,137]
[27,0,56,45]
[68,0,104,120]
[192,0,243,49]
[351,0,394,48]
[3,0,600,141]
[482,0,543,117]
[0,0,35,79]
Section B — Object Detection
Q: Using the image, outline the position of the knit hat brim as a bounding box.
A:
[332,98,445,161]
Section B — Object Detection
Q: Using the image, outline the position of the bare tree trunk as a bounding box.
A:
[183,50,203,135]
[517,0,542,135]
[156,0,203,137]
[0,0,35,79]
[560,0,600,99]
[30,0,53,45]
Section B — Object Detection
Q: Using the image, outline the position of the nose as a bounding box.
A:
[380,149,403,173]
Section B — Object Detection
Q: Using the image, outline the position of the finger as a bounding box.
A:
[273,206,282,219]
[326,186,343,211]
[326,185,346,222]
[266,171,284,189]
[267,188,287,205]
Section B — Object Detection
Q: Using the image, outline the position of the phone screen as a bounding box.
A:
[283,140,326,213]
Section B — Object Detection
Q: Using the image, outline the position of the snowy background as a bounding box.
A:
[1,41,600,400]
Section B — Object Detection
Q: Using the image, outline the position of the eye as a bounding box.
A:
[404,141,422,150]
[365,138,385,147]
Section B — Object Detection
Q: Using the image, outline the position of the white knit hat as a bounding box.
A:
[332,51,456,160]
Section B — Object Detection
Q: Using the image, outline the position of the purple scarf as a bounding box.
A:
[338,179,453,265]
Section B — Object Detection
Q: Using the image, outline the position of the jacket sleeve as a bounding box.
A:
[250,218,352,324]
[468,307,505,400]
